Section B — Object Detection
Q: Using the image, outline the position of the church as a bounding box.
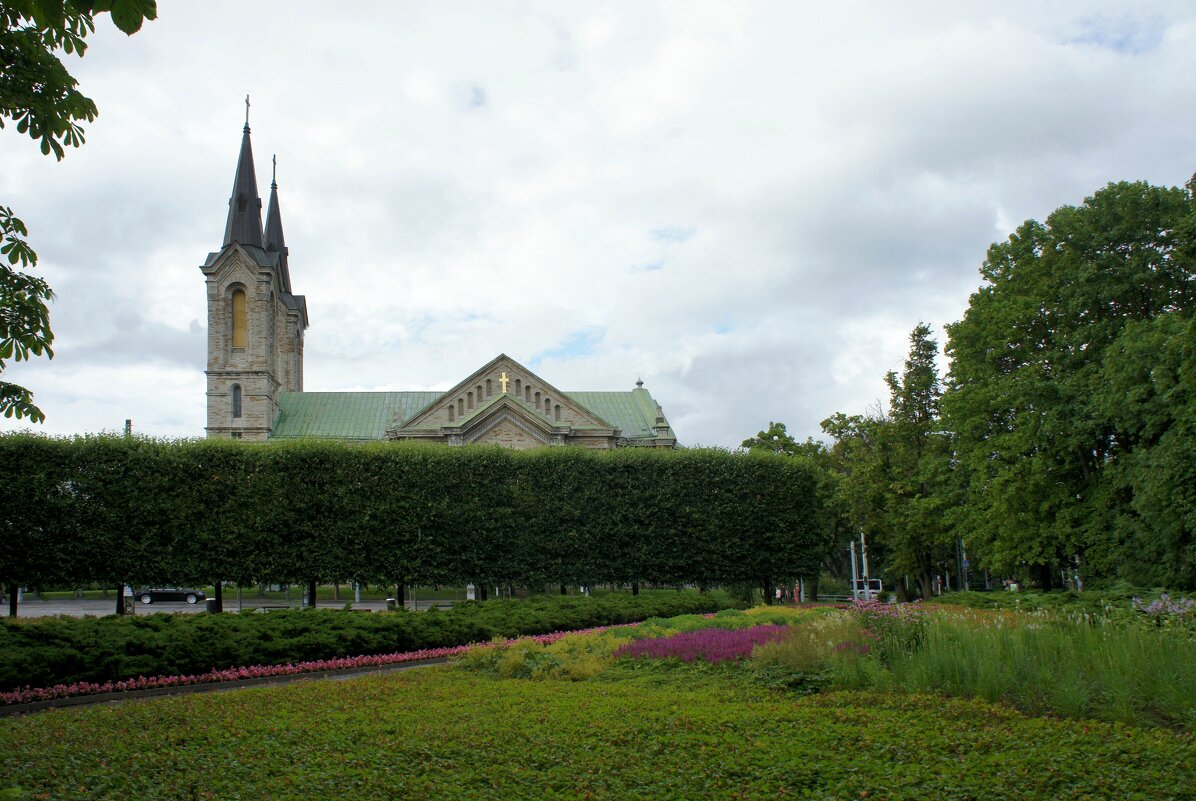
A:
[200,119,677,449]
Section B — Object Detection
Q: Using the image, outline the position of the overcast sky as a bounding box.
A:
[3,1,1195,446]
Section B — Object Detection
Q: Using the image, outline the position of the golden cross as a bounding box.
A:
[499,372,510,393]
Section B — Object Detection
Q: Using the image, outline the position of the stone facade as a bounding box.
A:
[202,246,305,440]
[387,355,627,448]
[202,122,307,441]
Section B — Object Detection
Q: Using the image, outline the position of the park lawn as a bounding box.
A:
[1,664,1193,801]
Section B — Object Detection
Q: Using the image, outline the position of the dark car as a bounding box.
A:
[135,588,206,605]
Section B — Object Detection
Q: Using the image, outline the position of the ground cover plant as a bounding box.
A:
[2,660,1193,800]
[0,590,731,692]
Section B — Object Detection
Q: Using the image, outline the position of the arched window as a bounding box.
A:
[468,391,474,410]
[448,404,455,422]
[232,384,242,418]
[544,398,551,414]
[515,378,522,395]
[486,379,492,397]
[524,386,531,403]
[534,391,541,406]
[231,288,248,349]
[458,398,464,416]
[554,404,561,422]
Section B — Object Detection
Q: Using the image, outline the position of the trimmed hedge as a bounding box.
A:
[0,435,829,592]
[0,590,733,691]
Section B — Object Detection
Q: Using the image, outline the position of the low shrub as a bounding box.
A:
[0,590,732,691]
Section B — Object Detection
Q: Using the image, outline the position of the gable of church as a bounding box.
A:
[389,354,621,446]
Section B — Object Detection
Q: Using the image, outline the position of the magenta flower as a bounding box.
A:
[613,624,789,665]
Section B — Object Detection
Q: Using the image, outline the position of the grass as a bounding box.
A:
[836,607,1196,729]
[2,667,1194,800]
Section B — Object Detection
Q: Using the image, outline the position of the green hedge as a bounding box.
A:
[0,590,733,690]
[0,435,828,591]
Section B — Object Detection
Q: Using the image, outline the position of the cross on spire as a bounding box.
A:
[272,154,277,187]
[244,94,251,128]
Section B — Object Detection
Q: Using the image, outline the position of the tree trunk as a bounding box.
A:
[918,572,933,599]
[115,584,125,616]
[396,582,406,607]
[559,584,567,596]
[631,582,639,596]
[762,576,774,605]
[6,583,16,618]
[1036,563,1053,592]
[477,583,488,601]
[213,582,223,613]
[307,579,318,608]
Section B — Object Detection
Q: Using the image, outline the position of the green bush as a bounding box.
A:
[0,435,830,594]
[0,590,732,690]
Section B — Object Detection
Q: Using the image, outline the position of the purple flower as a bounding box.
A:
[613,624,789,665]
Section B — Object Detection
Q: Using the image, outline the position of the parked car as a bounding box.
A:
[135,588,206,605]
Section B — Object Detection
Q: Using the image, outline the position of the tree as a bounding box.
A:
[943,179,1196,588]
[881,323,956,598]
[0,206,52,421]
[0,0,157,420]
[741,421,801,455]
[1091,313,1196,586]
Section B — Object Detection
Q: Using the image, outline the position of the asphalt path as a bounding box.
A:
[6,597,453,618]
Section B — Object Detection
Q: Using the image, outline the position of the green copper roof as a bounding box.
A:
[271,392,441,440]
[567,388,663,440]
[270,387,671,442]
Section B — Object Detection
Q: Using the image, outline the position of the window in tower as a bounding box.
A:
[232,384,242,418]
[231,288,248,349]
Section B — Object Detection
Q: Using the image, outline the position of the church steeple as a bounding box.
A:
[263,154,292,292]
[222,100,264,248]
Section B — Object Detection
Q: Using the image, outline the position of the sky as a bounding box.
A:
[3,1,1195,447]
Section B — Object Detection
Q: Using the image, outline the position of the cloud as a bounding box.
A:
[4,1,1196,448]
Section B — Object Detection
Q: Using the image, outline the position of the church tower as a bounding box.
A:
[200,109,308,440]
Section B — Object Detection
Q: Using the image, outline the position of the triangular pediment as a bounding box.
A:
[392,354,619,436]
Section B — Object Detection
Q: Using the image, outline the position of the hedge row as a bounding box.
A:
[0,435,829,591]
[0,590,734,691]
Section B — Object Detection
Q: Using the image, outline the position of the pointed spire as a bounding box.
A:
[264,154,292,292]
[222,102,264,249]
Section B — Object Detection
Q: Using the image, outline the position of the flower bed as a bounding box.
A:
[613,623,789,664]
[0,624,625,707]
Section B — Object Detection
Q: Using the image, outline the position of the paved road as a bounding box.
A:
[6,598,454,618]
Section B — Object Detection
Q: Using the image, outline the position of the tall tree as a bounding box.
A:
[943,179,1196,588]
[0,0,157,420]
[882,323,955,598]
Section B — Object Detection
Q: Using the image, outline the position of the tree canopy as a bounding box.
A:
[943,179,1196,588]
[0,0,157,421]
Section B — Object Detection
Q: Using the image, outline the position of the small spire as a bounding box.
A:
[271,153,277,187]
[635,377,644,388]
[264,156,291,293]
